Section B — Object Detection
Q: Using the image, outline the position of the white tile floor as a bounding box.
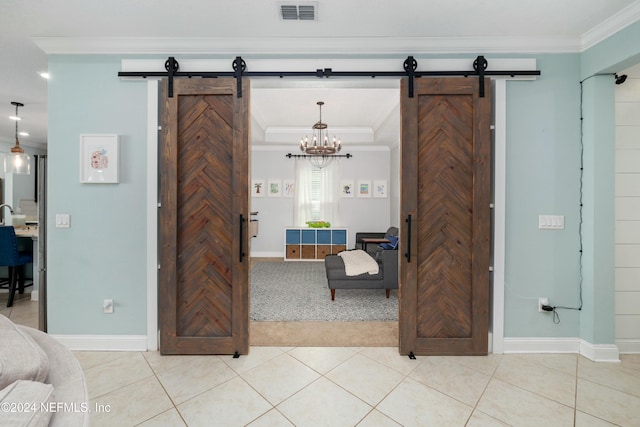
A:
[78,348,640,427]
[4,299,640,426]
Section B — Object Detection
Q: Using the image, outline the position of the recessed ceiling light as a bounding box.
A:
[9,115,21,121]
[19,131,29,137]
[39,71,50,79]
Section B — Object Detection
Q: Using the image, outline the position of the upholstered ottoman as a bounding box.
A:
[324,253,388,300]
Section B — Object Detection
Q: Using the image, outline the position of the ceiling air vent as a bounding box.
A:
[279,2,318,21]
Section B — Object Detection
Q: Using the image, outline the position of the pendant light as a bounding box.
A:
[5,101,30,175]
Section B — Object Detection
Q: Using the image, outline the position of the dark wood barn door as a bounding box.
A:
[159,78,250,355]
[400,78,491,356]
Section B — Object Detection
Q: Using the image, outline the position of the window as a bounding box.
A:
[294,160,337,226]
[309,168,322,220]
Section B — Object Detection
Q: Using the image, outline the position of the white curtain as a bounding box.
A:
[294,159,313,226]
[318,161,338,225]
[293,159,339,226]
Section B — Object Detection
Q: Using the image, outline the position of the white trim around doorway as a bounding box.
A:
[147,79,159,351]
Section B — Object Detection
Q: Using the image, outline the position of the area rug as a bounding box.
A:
[250,261,398,322]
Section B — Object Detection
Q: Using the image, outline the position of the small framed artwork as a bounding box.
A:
[341,180,354,198]
[268,179,282,197]
[357,180,371,198]
[252,179,266,197]
[79,134,119,183]
[283,179,295,197]
[374,180,388,198]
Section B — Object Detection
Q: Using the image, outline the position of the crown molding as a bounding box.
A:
[581,1,640,51]
[265,126,374,144]
[34,35,582,55]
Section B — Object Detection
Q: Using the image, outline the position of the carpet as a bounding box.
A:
[250,261,398,322]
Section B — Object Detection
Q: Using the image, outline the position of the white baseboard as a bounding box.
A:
[504,337,580,354]
[503,337,620,362]
[579,340,620,362]
[616,339,640,354]
[50,335,148,352]
[30,290,38,301]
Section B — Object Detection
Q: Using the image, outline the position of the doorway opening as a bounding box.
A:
[248,78,402,346]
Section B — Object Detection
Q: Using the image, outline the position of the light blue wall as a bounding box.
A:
[580,77,616,344]
[577,20,640,344]
[47,56,148,335]
[504,54,583,337]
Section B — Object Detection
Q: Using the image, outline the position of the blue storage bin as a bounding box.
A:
[285,229,300,244]
[332,229,347,245]
[301,229,316,244]
[317,230,331,244]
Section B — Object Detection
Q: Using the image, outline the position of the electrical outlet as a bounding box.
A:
[103,299,114,314]
[538,297,549,312]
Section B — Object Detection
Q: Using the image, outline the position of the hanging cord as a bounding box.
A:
[544,73,622,324]
[546,76,609,323]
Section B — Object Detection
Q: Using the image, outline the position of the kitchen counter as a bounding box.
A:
[15,226,38,239]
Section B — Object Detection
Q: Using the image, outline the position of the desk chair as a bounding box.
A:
[356,226,399,258]
[0,226,33,307]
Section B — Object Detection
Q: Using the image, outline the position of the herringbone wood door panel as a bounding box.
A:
[400,78,491,356]
[160,78,249,355]
[176,95,233,337]
[417,95,473,339]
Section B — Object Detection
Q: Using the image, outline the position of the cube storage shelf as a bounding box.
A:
[285,227,348,260]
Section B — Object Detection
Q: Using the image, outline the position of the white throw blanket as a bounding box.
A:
[338,250,380,276]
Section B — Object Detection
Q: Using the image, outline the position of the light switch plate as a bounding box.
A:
[539,214,564,230]
[55,213,70,228]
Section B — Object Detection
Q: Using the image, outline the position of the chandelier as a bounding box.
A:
[300,101,341,169]
[5,102,30,175]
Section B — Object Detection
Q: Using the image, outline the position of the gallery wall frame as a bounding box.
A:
[283,179,295,197]
[251,179,266,197]
[374,179,387,198]
[268,179,282,197]
[79,134,119,183]
[357,179,371,198]
[341,180,354,198]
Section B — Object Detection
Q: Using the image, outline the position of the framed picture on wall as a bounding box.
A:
[357,180,371,198]
[373,180,388,198]
[283,179,295,197]
[79,134,119,183]
[341,180,354,198]
[252,179,266,197]
[268,179,282,197]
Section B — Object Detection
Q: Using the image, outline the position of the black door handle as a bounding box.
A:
[239,214,245,262]
[405,214,412,263]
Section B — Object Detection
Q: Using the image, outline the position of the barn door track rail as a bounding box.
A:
[118,55,540,98]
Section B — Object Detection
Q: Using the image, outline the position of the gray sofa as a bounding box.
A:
[0,314,89,427]
[324,248,398,300]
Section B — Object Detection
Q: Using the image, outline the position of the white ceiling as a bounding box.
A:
[1,0,639,149]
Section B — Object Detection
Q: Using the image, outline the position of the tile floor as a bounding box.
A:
[4,298,640,426]
[0,291,38,329]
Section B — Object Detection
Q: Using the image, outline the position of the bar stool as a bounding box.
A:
[0,226,33,307]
